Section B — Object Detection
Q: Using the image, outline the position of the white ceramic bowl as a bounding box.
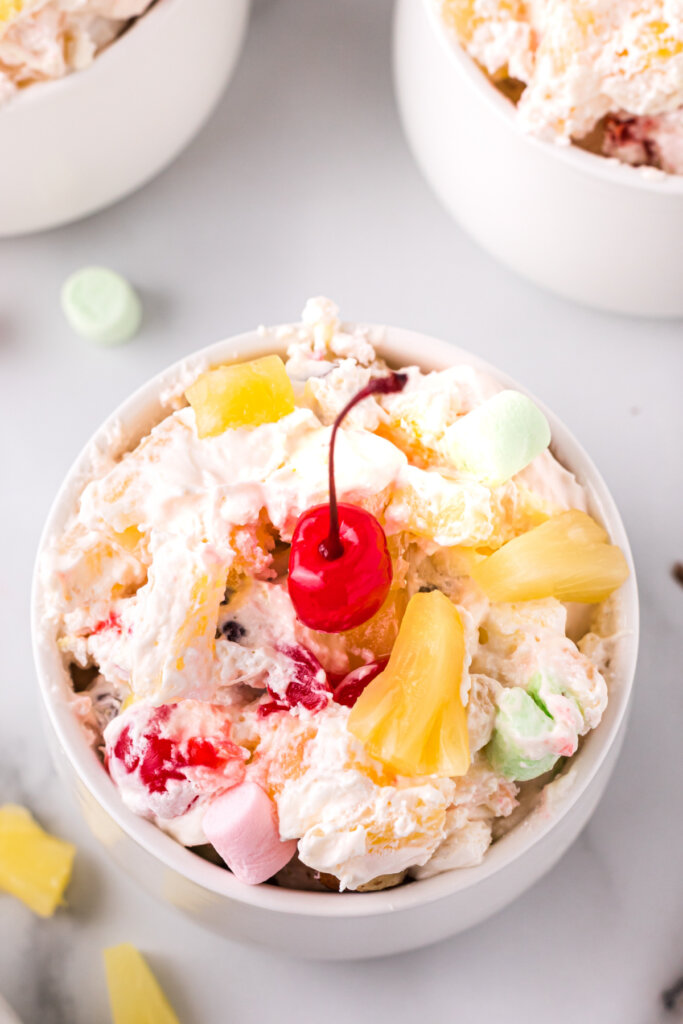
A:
[32,324,639,960]
[0,994,22,1024]
[394,0,683,317]
[0,0,249,236]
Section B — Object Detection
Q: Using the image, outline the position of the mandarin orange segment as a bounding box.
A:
[348,591,470,777]
[186,355,295,438]
[304,588,408,673]
[343,588,407,660]
[113,525,143,551]
[471,509,629,603]
[0,805,75,917]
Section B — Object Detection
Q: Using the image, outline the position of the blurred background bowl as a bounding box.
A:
[393,0,683,317]
[0,0,250,236]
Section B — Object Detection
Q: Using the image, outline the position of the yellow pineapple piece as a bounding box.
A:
[0,805,75,917]
[471,509,629,603]
[104,944,181,1024]
[348,591,470,777]
[186,355,295,438]
[0,1,22,22]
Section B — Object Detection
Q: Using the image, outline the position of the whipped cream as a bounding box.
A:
[264,705,455,890]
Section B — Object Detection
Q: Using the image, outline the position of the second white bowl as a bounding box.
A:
[394,0,683,317]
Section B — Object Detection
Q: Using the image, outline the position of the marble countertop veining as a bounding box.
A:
[1,0,682,1021]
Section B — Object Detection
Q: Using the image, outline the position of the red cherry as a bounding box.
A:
[111,704,242,799]
[288,372,407,633]
[333,660,388,708]
[258,644,331,716]
[289,503,392,631]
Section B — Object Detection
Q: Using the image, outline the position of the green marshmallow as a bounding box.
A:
[444,389,551,486]
[61,266,142,345]
[486,687,559,781]
[527,670,581,719]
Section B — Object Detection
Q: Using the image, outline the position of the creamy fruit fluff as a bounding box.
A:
[42,298,629,892]
[0,0,154,103]
[440,0,683,174]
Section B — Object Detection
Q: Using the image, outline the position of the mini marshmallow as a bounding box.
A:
[442,390,551,486]
[61,266,142,345]
[485,687,560,781]
[203,782,297,885]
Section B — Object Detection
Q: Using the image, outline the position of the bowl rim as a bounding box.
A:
[0,0,183,113]
[419,0,683,195]
[31,320,639,920]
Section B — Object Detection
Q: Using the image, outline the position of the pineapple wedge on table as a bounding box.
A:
[104,944,181,1024]
[0,805,75,917]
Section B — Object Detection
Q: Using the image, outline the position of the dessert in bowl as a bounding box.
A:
[0,0,250,235]
[0,0,155,104]
[439,0,683,175]
[32,299,638,958]
[393,0,683,315]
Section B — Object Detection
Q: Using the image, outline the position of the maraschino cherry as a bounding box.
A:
[288,372,407,633]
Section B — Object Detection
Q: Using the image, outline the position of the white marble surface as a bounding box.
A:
[1,0,682,1020]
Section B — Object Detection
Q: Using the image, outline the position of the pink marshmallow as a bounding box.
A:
[203,782,297,885]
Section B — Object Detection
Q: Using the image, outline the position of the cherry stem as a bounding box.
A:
[319,371,408,561]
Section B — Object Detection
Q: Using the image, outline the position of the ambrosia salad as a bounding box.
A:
[42,298,629,892]
[0,0,154,104]
[440,0,683,174]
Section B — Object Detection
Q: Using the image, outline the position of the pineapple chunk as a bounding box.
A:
[186,355,295,438]
[0,1,22,21]
[348,591,470,777]
[471,510,629,603]
[0,805,75,917]
[104,944,181,1024]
